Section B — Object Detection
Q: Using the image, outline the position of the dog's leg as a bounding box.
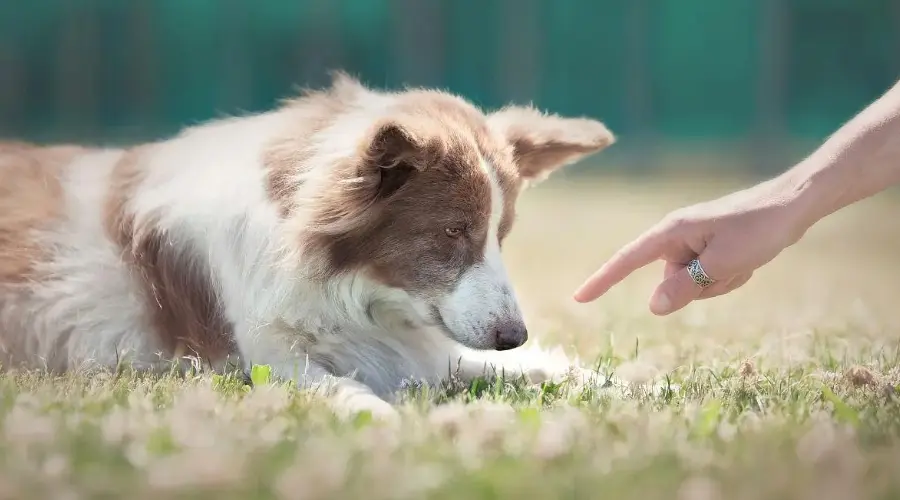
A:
[317,373,400,421]
[233,322,398,421]
[450,347,600,388]
[263,359,398,421]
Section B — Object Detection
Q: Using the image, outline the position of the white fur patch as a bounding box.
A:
[436,157,524,349]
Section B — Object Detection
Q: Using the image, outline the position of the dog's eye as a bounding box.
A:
[444,227,463,238]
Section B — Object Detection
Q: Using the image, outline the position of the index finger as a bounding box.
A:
[572,226,669,303]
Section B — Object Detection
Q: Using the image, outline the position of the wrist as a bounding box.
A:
[770,165,834,243]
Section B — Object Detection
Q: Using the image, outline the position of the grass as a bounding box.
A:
[3,173,900,499]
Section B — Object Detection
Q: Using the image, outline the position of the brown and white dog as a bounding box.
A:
[0,73,614,418]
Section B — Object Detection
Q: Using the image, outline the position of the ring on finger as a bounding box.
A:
[686,259,715,289]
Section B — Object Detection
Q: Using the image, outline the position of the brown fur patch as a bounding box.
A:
[0,141,87,283]
[322,138,493,293]
[105,147,237,363]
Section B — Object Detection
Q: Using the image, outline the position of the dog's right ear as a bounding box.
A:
[360,120,445,200]
[488,106,615,185]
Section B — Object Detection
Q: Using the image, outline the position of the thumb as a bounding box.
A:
[648,250,727,316]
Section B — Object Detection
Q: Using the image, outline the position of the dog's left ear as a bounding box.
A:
[488,106,615,184]
[365,121,442,170]
[361,120,445,200]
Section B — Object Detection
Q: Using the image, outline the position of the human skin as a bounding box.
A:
[573,78,900,315]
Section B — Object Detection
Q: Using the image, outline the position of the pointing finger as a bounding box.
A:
[573,226,670,303]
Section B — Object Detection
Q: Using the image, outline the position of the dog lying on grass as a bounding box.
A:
[0,73,615,419]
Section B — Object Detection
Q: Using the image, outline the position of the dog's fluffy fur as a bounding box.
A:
[0,74,614,418]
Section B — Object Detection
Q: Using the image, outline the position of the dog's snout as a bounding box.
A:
[494,321,528,351]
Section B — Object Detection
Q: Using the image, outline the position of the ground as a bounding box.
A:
[2,172,900,499]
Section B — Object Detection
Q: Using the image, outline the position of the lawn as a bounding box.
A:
[2,173,900,499]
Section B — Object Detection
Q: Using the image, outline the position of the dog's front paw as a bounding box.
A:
[521,365,557,385]
[522,364,574,385]
[325,380,401,424]
[343,395,400,423]
[526,364,608,390]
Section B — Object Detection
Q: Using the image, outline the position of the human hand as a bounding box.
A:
[572,179,815,315]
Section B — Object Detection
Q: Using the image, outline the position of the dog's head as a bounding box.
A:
[267,73,614,351]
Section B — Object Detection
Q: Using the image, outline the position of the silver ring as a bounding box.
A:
[687,259,715,289]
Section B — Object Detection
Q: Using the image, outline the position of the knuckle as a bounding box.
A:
[660,210,693,233]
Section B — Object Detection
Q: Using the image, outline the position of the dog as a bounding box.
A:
[0,73,615,419]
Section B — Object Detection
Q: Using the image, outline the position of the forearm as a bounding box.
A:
[782,79,900,230]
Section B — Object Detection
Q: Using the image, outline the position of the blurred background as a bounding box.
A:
[1,0,898,176]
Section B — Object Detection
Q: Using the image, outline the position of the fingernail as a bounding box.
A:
[572,283,592,302]
[650,293,671,314]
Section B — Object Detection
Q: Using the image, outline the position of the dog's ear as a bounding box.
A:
[361,120,445,200]
[488,106,615,184]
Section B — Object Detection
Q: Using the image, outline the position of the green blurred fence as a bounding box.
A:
[1,0,898,172]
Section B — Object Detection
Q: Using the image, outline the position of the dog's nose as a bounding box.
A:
[494,321,528,351]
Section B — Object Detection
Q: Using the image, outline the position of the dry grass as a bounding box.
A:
[3,173,900,499]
